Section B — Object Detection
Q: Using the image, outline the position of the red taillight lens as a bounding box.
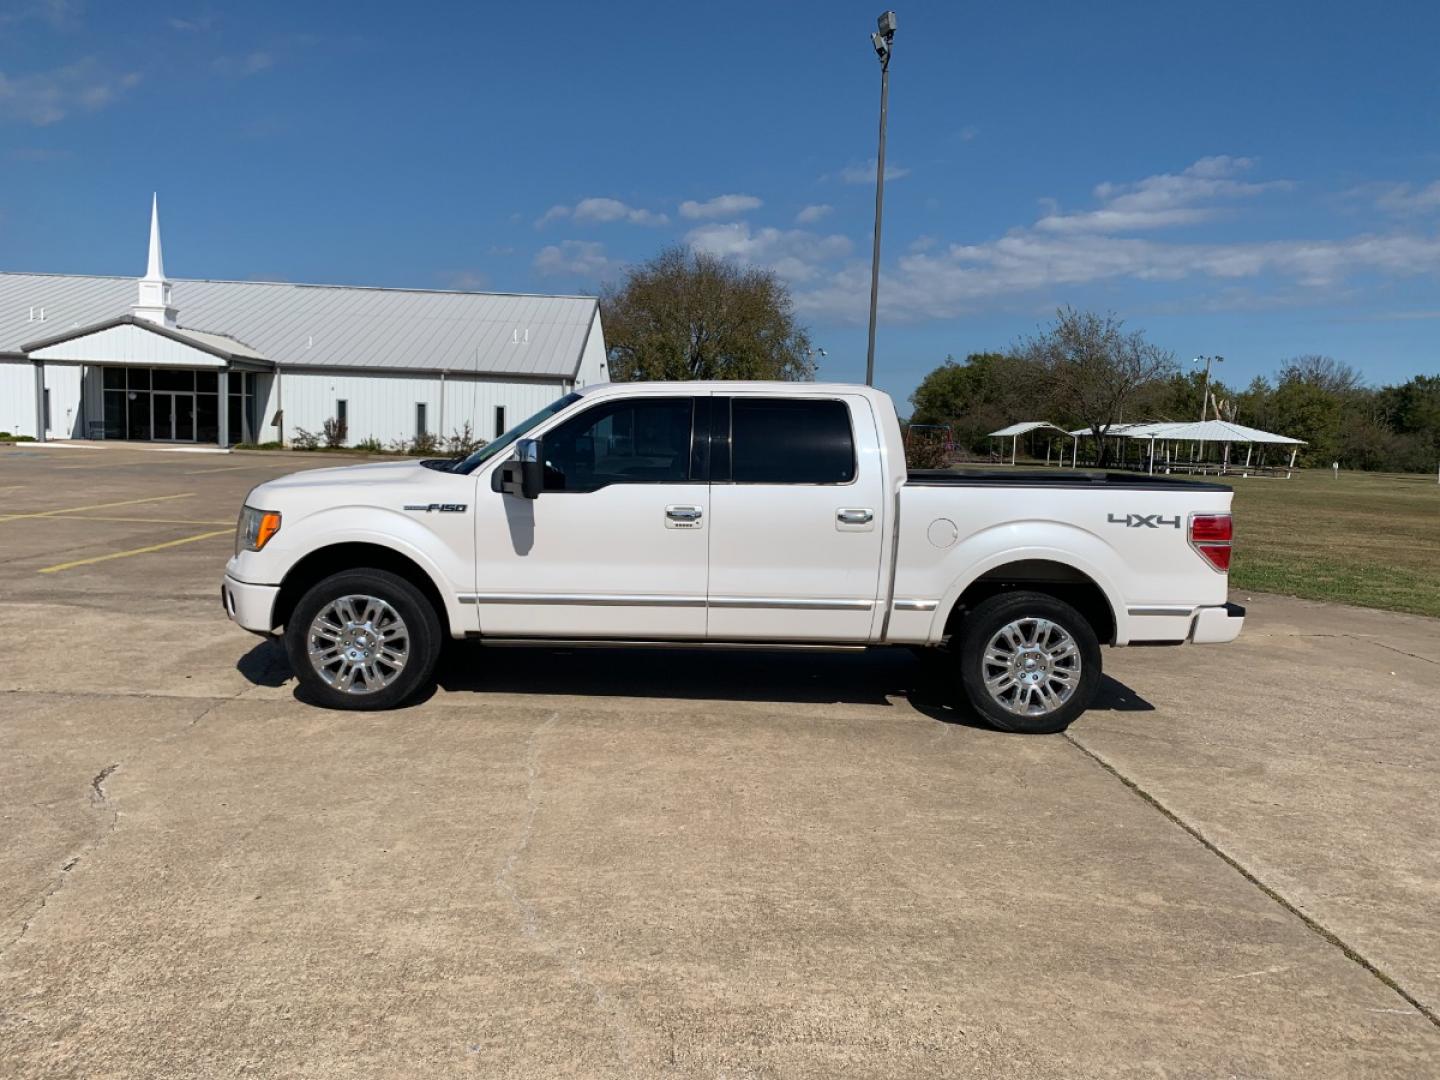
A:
[1189,513,1233,572]
[1198,544,1232,571]
[1190,514,1233,543]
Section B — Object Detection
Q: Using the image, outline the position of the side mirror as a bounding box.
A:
[495,438,543,499]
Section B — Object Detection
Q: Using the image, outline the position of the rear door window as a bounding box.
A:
[729,398,856,484]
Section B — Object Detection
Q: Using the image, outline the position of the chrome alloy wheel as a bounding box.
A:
[307,594,410,694]
[980,617,1082,717]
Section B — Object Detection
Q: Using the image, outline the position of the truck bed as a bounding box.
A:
[906,468,1231,492]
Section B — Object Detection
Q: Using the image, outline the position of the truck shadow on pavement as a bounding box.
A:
[237,639,1155,720]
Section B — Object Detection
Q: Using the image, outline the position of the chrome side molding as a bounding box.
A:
[892,598,938,611]
[460,593,706,607]
[708,597,874,611]
[478,637,869,652]
[460,594,875,611]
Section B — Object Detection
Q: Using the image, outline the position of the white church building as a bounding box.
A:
[0,198,608,447]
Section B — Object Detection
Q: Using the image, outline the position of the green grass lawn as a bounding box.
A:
[1227,468,1440,618]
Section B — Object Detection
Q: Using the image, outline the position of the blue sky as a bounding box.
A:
[2,0,1437,407]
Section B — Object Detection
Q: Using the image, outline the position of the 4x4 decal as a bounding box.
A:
[1108,512,1181,529]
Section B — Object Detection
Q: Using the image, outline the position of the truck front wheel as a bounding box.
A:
[284,568,442,710]
[954,591,1101,734]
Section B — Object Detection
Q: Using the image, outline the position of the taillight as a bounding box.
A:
[1189,513,1233,572]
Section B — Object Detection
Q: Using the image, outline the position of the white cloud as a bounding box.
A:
[574,197,667,225]
[0,60,141,126]
[1371,180,1440,215]
[836,159,911,184]
[784,158,1440,323]
[533,240,616,279]
[441,270,490,291]
[9,146,72,162]
[537,197,667,228]
[795,203,833,225]
[169,15,217,32]
[212,51,276,77]
[1036,156,1290,234]
[679,193,762,219]
[0,1,81,30]
[792,229,1440,323]
[685,223,852,283]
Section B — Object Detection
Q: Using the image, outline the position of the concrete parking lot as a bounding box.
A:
[2,442,1438,1078]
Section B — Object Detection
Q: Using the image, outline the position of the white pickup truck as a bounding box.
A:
[223,382,1243,733]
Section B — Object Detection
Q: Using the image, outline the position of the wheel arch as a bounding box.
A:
[939,557,1119,647]
[273,542,453,637]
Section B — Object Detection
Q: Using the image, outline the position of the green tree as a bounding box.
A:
[1016,308,1176,465]
[1379,374,1440,448]
[601,246,814,382]
[908,351,1043,453]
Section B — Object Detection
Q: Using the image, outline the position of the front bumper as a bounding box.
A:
[222,573,280,635]
[1191,601,1246,644]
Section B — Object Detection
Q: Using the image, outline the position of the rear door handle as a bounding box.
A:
[837,508,874,525]
[665,504,704,530]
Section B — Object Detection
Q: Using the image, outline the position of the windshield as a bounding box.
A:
[454,392,581,473]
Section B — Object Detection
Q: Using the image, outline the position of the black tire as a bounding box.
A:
[284,568,442,711]
[954,590,1102,734]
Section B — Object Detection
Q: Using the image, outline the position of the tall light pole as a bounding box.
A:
[1192,354,1224,420]
[864,10,896,388]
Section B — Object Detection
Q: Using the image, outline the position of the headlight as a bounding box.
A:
[236,506,282,554]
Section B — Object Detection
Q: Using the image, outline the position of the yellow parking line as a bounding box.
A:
[38,529,232,574]
[70,515,235,525]
[0,493,194,523]
[56,460,177,470]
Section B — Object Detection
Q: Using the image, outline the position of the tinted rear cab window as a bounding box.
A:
[730,398,856,484]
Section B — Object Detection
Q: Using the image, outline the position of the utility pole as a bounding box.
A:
[865,11,897,388]
[1192,355,1224,420]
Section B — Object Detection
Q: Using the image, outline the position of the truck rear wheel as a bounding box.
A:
[954,591,1101,734]
[284,568,442,711]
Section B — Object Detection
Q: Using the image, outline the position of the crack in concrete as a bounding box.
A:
[494,712,640,1073]
[1064,731,1440,1031]
[89,762,118,803]
[1352,636,1440,667]
[0,762,121,965]
[0,682,253,965]
[1241,629,1439,668]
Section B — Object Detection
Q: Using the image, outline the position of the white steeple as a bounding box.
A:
[134,193,178,328]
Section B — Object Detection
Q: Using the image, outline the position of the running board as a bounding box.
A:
[474,637,869,653]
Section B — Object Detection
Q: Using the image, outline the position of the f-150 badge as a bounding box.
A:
[1108,513,1181,529]
[404,503,468,513]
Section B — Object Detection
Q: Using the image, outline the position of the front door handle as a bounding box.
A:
[837,508,874,525]
[665,504,704,530]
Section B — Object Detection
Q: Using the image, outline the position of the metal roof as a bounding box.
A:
[0,272,598,379]
[1118,419,1307,444]
[1066,421,1157,437]
[987,421,1073,438]
[22,314,271,363]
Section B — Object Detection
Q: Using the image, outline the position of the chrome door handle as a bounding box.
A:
[837,508,874,524]
[666,505,703,521]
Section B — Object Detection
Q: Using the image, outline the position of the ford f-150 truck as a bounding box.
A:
[222,382,1243,733]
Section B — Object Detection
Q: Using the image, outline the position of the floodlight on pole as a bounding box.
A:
[1192,354,1224,421]
[864,10,896,388]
